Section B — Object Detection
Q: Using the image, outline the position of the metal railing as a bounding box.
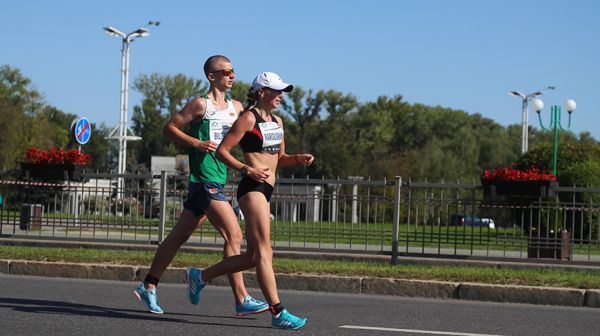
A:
[1,171,599,263]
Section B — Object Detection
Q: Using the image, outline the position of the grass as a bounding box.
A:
[1,245,599,289]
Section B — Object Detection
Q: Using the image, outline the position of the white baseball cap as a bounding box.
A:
[251,72,293,93]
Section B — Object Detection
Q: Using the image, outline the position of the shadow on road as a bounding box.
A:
[0,297,271,330]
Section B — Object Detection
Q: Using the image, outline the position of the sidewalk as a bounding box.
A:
[1,237,600,309]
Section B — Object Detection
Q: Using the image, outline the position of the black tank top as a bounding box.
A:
[239,109,283,153]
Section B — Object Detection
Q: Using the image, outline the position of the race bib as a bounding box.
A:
[209,120,233,145]
[258,121,283,152]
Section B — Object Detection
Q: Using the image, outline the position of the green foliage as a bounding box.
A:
[0,65,40,168]
[3,64,599,187]
[560,159,600,239]
[351,96,407,178]
[517,142,600,238]
[0,95,27,168]
[518,142,600,181]
[229,81,251,105]
[130,73,207,170]
[82,123,110,171]
[0,65,112,170]
[2,245,599,289]
[561,159,600,188]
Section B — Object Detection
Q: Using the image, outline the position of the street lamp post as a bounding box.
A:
[509,86,555,154]
[103,21,159,195]
[533,98,576,176]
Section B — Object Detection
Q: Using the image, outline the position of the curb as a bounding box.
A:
[3,237,600,273]
[458,283,586,307]
[2,259,598,309]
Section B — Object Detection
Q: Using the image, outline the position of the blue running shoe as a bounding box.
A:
[235,295,269,316]
[271,309,307,330]
[133,283,164,314]
[187,267,205,305]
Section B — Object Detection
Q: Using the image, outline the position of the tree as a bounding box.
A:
[352,96,407,178]
[281,86,325,152]
[0,97,26,168]
[518,142,600,182]
[229,81,251,106]
[131,73,207,170]
[297,90,359,178]
[0,65,43,168]
[80,123,110,171]
[42,105,76,149]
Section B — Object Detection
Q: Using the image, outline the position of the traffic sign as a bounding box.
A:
[73,117,91,145]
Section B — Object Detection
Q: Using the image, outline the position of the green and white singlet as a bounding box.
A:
[188,96,237,184]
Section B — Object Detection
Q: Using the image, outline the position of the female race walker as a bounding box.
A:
[186,71,314,330]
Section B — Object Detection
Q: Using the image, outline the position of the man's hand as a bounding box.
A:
[195,140,218,153]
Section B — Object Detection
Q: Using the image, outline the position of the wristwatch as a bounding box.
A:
[240,165,250,176]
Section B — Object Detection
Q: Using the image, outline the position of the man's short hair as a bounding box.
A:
[203,55,231,77]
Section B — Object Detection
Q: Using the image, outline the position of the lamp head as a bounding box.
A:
[103,26,125,38]
[509,90,526,99]
[530,91,544,97]
[532,98,544,113]
[565,99,576,113]
[133,27,150,37]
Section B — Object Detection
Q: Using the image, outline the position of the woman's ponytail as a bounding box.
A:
[245,87,257,110]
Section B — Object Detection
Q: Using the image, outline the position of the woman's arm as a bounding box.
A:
[275,115,315,168]
[216,112,271,182]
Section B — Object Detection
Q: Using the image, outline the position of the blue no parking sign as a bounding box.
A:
[74,117,91,145]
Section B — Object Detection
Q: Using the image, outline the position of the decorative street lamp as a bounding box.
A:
[509,86,555,154]
[103,21,159,195]
[533,98,576,176]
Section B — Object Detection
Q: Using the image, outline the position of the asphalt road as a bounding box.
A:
[0,274,597,336]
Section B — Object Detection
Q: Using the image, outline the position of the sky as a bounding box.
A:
[2,0,599,140]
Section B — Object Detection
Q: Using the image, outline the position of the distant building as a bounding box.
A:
[151,156,176,176]
[67,178,113,215]
[271,184,322,222]
[150,155,189,176]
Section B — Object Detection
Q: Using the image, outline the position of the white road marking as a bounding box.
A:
[339,325,506,336]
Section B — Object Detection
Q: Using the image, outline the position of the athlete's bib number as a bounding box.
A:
[258,122,283,152]
[209,120,233,145]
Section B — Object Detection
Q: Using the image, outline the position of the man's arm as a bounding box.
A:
[162,97,217,153]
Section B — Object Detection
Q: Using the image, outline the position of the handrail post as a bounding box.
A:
[158,171,167,244]
[391,176,402,265]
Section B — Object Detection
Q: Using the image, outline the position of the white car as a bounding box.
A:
[481,218,495,229]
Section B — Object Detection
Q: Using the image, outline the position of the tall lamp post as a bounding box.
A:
[532,98,576,176]
[509,86,555,154]
[103,21,159,194]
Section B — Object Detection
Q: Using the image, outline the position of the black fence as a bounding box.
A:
[1,170,599,263]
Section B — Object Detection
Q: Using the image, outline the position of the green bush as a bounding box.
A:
[82,195,110,215]
[560,159,600,239]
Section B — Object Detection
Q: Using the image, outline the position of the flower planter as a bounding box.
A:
[481,180,558,197]
[20,162,85,182]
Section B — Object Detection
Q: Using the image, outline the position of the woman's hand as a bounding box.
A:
[295,154,315,167]
[246,166,271,183]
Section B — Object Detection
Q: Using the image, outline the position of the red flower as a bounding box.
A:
[482,167,556,181]
[25,147,91,166]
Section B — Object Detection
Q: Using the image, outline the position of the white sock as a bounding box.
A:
[197,270,206,285]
